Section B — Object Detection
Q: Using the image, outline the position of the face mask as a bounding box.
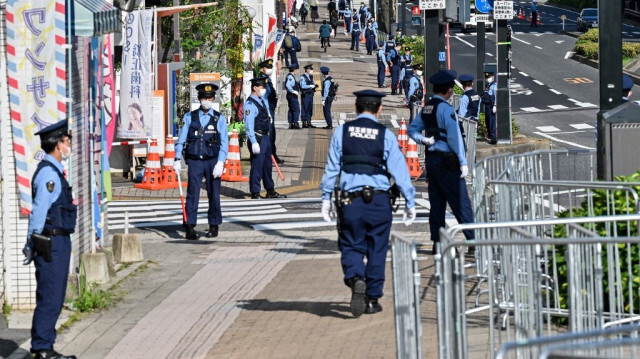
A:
[265,69,273,76]
[200,100,213,110]
[60,142,71,160]
[416,71,423,76]
[309,70,314,75]
[487,76,495,83]
[258,88,267,97]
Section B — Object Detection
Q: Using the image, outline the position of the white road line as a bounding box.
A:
[568,98,579,103]
[511,36,531,45]
[548,105,568,110]
[415,198,431,210]
[567,99,597,107]
[391,114,397,120]
[564,51,573,59]
[533,80,544,86]
[550,89,562,95]
[634,32,640,35]
[521,107,544,112]
[535,45,543,49]
[555,40,565,44]
[519,71,529,77]
[453,35,475,48]
[570,123,595,130]
[537,126,561,132]
[486,52,493,57]
[390,119,399,128]
[534,132,595,150]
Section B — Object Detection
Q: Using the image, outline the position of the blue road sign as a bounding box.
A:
[476,0,493,13]
[438,51,446,62]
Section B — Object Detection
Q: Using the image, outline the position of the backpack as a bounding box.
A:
[330,11,338,26]
[284,35,293,49]
[295,38,302,52]
[329,80,339,96]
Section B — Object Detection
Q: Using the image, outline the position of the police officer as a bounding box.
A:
[27,120,78,359]
[364,20,376,55]
[320,90,416,317]
[387,42,402,95]
[481,70,498,144]
[258,59,283,164]
[321,66,335,129]
[623,74,634,102]
[407,70,475,253]
[300,64,317,128]
[245,77,287,199]
[349,13,361,51]
[384,35,395,55]
[343,7,353,35]
[400,47,414,95]
[376,41,388,88]
[407,63,424,120]
[286,64,301,129]
[458,74,481,120]
[174,83,229,239]
[284,30,300,68]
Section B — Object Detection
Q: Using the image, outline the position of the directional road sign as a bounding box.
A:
[493,1,514,20]
[476,0,493,14]
[419,0,446,10]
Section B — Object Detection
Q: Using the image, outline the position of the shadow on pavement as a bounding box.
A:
[237,299,353,319]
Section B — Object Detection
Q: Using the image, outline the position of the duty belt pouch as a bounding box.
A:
[31,233,52,262]
[361,187,374,203]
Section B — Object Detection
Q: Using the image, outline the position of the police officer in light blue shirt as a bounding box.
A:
[174,83,229,239]
[387,42,402,95]
[342,8,353,34]
[408,70,474,252]
[407,63,424,119]
[286,64,301,129]
[458,74,481,120]
[376,41,388,88]
[320,89,416,317]
[321,66,335,129]
[300,64,317,128]
[349,13,362,51]
[26,119,78,359]
[481,70,498,144]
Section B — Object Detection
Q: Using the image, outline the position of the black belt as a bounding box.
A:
[256,130,270,136]
[187,155,215,160]
[42,229,71,236]
[345,189,387,200]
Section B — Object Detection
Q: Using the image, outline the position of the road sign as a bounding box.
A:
[476,0,493,14]
[476,14,492,22]
[419,0,446,10]
[561,14,567,20]
[493,1,514,20]
[438,52,446,62]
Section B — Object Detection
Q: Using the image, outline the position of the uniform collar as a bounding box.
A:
[200,108,215,116]
[249,94,262,102]
[45,154,64,173]
[356,113,378,122]
[433,94,448,102]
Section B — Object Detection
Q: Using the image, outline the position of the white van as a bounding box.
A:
[461,5,495,33]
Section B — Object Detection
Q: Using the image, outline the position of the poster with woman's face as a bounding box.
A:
[117,102,151,139]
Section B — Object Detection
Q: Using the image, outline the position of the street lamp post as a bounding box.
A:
[247,7,257,64]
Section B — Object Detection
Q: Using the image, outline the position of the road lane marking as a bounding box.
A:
[519,71,529,77]
[548,105,569,110]
[533,80,544,85]
[570,123,594,130]
[521,107,544,112]
[568,98,597,107]
[512,36,531,45]
[565,51,573,59]
[486,52,493,56]
[550,89,562,95]
[535,45,543,49]
[391,119,399,128]
[555,40,565,44]
[534,131,595,150]
[537,126,561,132]
[453,35,475,48]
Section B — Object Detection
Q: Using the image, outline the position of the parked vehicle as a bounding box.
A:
[577,8,598,32]
[461,5,494,33]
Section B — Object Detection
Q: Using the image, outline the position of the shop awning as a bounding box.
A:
[73,0,121,37]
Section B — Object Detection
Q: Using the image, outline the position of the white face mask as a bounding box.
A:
[60,142,71,160]
[258,88,267,97]
[200,100,213,110]
[416,71,423,76]
[265,69,273,76]
[487,76,495,83]
[308,70,314,75]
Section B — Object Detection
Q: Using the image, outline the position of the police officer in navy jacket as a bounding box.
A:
[258,59,283,164]
[27,120,78,359]
[174,83,229,239]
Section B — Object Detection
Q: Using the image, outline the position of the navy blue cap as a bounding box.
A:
[459,74,474,82]
[378,41,385,47]
[35,119,69,138]
[250,77,268,87]
[320,66,330,73]
[429,70,458,85]
[195,83,219,97]
[354,89,386,103]
[259,59,274,68]
[623,74,634,91]
[413,63,423,71]
[304,64,314,70]
[288,64,299,71]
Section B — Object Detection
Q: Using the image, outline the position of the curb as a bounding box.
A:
[476,137,552,162]
[570,52,640,86]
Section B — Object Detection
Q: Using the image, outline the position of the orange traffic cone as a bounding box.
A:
[221,129,249,182]
[518,9,525,20]
[361,33,365,43]
[160,136,183,189]
[537,13,542,25]
[398,119,408,154]
[134,138,164,190]
[405,138,422,179]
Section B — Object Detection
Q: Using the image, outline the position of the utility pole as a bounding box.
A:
[596,0,622,179]
[424,9,440,98]
[173,0,180,57]
[476,21,485,94]
[493,1,513,144]
[401,0,407,34]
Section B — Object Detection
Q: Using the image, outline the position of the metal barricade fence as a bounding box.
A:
[390,232,423,359]
[506,150,597,182]
[436,214,640,359]
[460,117,478,174]
[473,153,512,223]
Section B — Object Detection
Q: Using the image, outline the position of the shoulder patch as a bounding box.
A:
[246,109,250,116]
[47,181,55,193]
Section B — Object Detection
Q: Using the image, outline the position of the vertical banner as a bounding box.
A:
[272,30,286,60]
[6,0,67,214]
[118,10,153,139]
[265,15,278,59]
[253,34,263,62]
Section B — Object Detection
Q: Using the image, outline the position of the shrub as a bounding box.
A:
[575,42,599,60]
[623,42,640,59]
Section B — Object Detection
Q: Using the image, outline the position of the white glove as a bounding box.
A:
[460,165,469,179]
[421,136,435,146]
[212,161,224,178]
[322,100,326,106]
[321,199,334,222]
[492,105,497,114]
[293,91,300,96]
[403,207,416,226]
[173,160,182,174]
[252,142,261,155]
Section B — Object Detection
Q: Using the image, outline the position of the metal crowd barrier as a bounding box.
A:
[390,232,422,359]
[437,214,640,359]
[459,116,478,175]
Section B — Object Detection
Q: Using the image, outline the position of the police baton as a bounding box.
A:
[271,155,285,181]
[176,171,187,223]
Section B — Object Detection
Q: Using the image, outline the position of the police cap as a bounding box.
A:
[259,59,274,69]
[623,74,634,91]
[429,70,458,86]
[304,64,314,70]
[288,64,299,71]
[353,89,386,104]
[35,119,69,140]
[320,66,330,74]
[413,63,423,71]
[249,77,268,87]
[459,74,474,83]
[404,46,411,51]
[195,83,219,97]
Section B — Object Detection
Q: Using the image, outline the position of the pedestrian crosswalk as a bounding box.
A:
[535,123,594,133]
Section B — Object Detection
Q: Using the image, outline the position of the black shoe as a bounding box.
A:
[323,125,333,129]
[308,123,317,128]
[274,155,284,165]
[489,139,497,145]
[364,297,383,314]
[349,277,367,317]
[184,225,200,240]
[349,47,354,50]
[289,124,293,129]
[205,225,219,238]
[265,190,287,199]
[293,123,301,129]
[33,349,77,359]
[250,192,262,199]
[429,242,439,255]
[302,122,309,128]
[391,90,397,95]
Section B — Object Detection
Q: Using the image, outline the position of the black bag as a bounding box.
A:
[329,81,339,96]
[295,39,302,52]
[31,232,52,262]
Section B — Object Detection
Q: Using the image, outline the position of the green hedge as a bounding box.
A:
[573,29,640,61]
